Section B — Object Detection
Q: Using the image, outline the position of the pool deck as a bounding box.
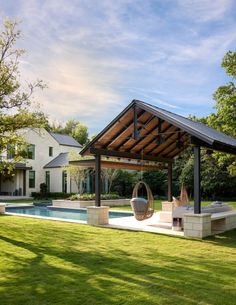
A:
[106,211,184,237]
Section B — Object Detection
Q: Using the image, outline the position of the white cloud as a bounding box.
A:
[1,0,236,133]
[177,0,232,22]
[167,31,236,64]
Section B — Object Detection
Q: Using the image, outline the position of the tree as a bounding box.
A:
[0,19,46,174]
[50,119,89,146]
[101,168,119,193]
[200,152,236,199]
[72,123,89,146]
[64,119,78,135]
[65,151,90,194]
[142,170,167,197]
[207,50,236,176]
[112,170,137,196]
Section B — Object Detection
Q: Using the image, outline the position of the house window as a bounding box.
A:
[7,144,15,159]
[49,147,53,157]
[45,171,50,192]
[27,144,35,160]
[62,171,67,193]
[29,171,35,188]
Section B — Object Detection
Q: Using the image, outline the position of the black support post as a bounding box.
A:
[133,105,139,140]
[23,170,26,196]
[168,162,173,202]
[95,154,101,207]
[194,146,201,214]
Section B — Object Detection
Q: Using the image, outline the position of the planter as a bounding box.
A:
[0,203,6,214]
[87,206,109,225]
[52,199,130,209]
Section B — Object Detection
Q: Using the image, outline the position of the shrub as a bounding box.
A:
[40,183,48,197]
[32,192,75,199]
[69,193,120,201]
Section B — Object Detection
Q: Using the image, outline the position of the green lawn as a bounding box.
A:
[2,198,236,211]
[110,200,236,211]
[0,216,236,305]
[0,199,51,204]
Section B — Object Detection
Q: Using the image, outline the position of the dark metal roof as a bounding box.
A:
[15,163,32,170]
[44,153,69,168]
[80,99,236,159]
[49,133,82,148]
[138,100,236,147]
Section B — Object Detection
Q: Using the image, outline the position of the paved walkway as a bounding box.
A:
[106,212,184,237]
[0,196,32,200]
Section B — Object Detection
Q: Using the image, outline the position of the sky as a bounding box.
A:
[0,0,236,135]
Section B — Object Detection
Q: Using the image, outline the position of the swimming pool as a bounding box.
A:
[6,206,133,222]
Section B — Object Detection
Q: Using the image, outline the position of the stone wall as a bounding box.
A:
[52,199,130,209]
[184,212,236,239]
[184,213,211,238]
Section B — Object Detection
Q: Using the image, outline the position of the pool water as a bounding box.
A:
[6,206,133,222]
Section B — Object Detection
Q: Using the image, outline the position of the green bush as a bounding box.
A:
[69,193,120,201]
[32,192,75,199]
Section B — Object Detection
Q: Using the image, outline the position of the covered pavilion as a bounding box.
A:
[80,100,236,215]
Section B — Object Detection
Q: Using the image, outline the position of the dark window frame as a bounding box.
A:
[49,147,53,157]
[29,170,35,188]
[27,144,35,160]
[45,171,50,192]
[62,170,67,193]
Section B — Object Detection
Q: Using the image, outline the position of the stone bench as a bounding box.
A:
[184,210,236,238]
[211,210,236,234]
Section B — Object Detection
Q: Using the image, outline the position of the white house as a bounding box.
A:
[0,128,82,197]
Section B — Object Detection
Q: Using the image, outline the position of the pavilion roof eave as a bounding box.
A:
[80,100,136,156]
[136,101,214,145]
[80,100,236,158]
[70,158,165,171]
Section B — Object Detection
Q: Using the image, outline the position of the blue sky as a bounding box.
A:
[1,0,236,134]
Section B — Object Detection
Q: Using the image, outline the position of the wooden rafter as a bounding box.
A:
[89,147,173,163]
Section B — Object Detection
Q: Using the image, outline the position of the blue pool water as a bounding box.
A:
[6,206,133,222]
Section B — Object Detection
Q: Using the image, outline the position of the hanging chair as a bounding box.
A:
[130,181,155,221]
[172,184,189,207]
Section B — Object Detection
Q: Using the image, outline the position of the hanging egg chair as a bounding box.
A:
[130,181,155,221]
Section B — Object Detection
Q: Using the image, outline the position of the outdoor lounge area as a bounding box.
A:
[78,99,236,238]
[1,100,235,239]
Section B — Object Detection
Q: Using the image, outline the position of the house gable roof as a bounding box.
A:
[44,153,69,168]
[49,133,82,148]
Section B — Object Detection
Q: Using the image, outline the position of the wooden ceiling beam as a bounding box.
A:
[70,159,164,171]
[124,115,158,152]
[147,127,180,155]
[135,124,175,155]
[89,147,173,163]
[100,109,145,148]
[162,135,188,158]
[113,112,153,150]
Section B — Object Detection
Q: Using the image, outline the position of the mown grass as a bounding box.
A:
[0,215,236,305]
[3,198,236,212]
[110,200,236,211]
[0,199,51,204]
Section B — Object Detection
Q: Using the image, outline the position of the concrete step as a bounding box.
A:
[159,211,172,223]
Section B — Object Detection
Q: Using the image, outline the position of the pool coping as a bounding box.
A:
[5,212,87,224]
[5,206,133,225]
[5,210,184,237]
